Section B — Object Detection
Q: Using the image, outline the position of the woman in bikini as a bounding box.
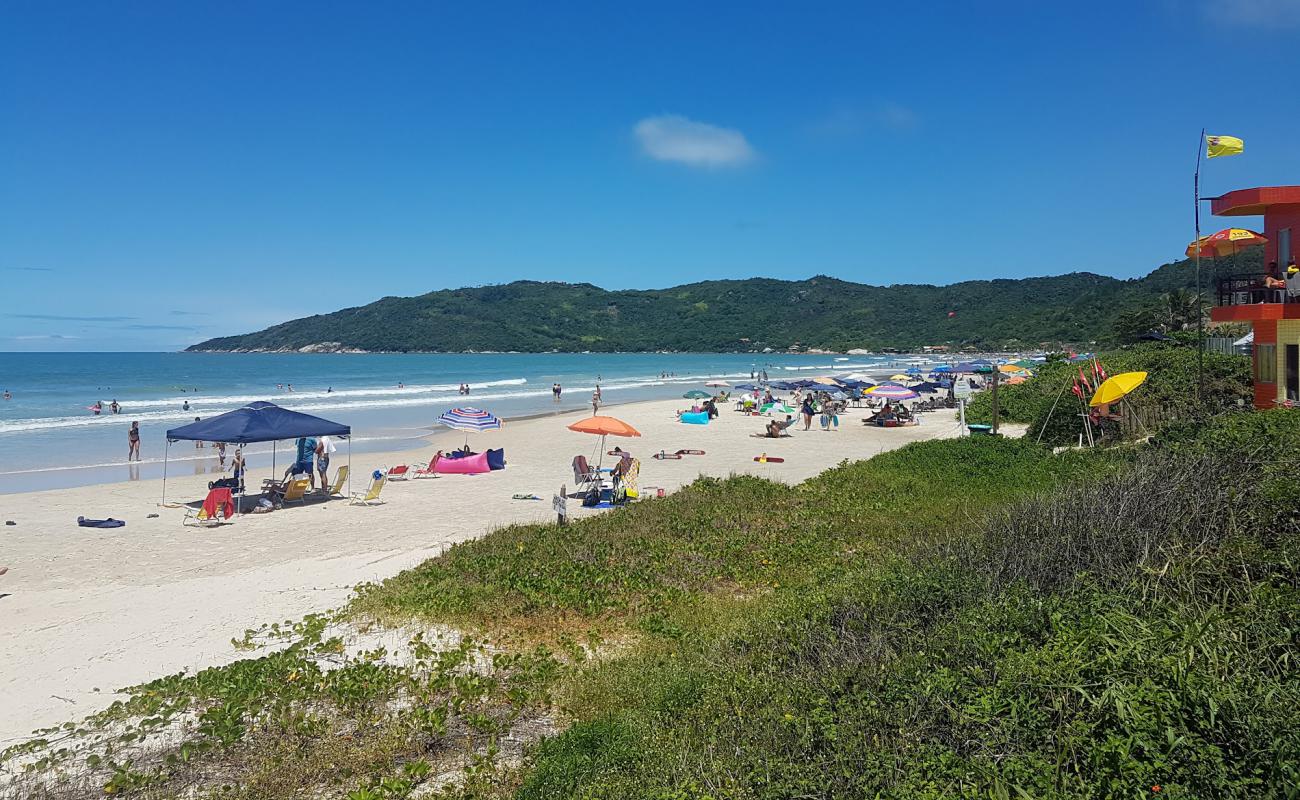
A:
[128,421,141,461]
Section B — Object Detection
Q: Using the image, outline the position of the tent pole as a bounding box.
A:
[161,440,170,506]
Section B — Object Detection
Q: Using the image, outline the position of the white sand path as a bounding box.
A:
[0,398,964,744]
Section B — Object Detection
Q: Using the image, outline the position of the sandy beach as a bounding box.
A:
[0,397,965,744]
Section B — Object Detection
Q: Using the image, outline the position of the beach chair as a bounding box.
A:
[277,477,311,507]
[325,465,350,497]
[386,464,411,481]
[183,487,235,527]
[572,455,600,486]
[413,451,443,479]
[349,474,387,505]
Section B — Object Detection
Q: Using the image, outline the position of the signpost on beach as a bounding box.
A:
[954,382,971,435]
[554,484,568,526]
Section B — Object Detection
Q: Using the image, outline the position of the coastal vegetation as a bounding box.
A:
[6,401,1297,799]
[965,343,1253,446]
[185,255,1232,354]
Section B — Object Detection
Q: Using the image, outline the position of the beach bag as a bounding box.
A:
[486,448,506,470]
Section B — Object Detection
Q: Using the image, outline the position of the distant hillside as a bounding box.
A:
[187,255,1242,353]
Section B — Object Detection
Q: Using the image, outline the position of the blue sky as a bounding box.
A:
[3,0,1299,351]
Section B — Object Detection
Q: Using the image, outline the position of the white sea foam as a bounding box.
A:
[0,365,893,437]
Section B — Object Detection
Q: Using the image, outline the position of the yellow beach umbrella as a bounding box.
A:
[889,373,913,382]
[812,376,841,385]
[1005,375,1027,385]
[999,364,1031,375]
[1089,371,1148,407]
[1186,228,1267,259]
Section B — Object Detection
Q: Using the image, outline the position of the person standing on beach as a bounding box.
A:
[800,396,815,431]
[315,436,331,491]
[591,391,600,415]
[294,436,317,489]
[128,421,141,461]
[193,417,203,448]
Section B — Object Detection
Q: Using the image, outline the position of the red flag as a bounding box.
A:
[1079,366,1092,392]
[1071,378,1084,399]
[1092,357,1107,383]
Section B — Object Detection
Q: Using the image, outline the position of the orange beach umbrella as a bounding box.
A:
[1186,228,1267,259]
[567,416,641,437]
[568,415,641,470]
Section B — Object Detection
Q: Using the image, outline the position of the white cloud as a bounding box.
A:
[1202,0,1300,27]
[634,114,756,168]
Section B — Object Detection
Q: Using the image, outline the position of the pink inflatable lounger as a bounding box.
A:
[434,451,491,474]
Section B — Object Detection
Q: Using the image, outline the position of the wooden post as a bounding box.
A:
[990,369,1001,435]
[554,483,568,526]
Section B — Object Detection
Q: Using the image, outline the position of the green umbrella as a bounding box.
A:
[760,402,795,414]
[683,390,712,399]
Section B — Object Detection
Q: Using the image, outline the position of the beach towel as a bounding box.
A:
[202,488,235,520]
[512,493,542,500]
[77,516,125,528]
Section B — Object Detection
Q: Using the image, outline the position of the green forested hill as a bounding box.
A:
[187,254,1240,353]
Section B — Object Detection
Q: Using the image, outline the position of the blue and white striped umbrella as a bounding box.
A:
[437,407,502,432]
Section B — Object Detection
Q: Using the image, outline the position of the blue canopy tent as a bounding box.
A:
[163,401,352,512]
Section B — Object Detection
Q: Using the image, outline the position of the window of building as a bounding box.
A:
[1280,228,1293,267]
[1257,343,1277,384]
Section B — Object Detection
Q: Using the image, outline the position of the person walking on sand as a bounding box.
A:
[592,391,600,415]
[800,396,815,431]
[128,421,141,461]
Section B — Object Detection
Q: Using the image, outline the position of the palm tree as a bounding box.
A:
[1161,289,1201,331]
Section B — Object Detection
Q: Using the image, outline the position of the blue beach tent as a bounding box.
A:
[162,401,352,511]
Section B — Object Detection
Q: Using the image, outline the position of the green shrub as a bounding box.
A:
[966,343,1252,445]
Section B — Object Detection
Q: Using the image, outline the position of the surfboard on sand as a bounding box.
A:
[754,455,785,463]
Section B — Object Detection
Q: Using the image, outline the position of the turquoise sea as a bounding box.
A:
[0,351,921,493]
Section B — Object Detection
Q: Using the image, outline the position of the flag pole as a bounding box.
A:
[1194,127,1205,402]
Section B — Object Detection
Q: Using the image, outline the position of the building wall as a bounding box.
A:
[1277,319,1300,406]
[1255,319,1278,407]
[1265,205,1300,267]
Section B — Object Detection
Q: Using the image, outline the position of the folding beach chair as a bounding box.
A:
[277,477,311,507]
[325,465,350,497]
[183,487,235,527]
[572,455,600,486]
[386,464,411,481]
[412,451,443,479]
[350,473,387,505]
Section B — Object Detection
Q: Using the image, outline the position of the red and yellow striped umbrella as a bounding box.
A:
[1186,228,1267,259]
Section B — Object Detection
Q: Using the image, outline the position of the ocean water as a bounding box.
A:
[0,352,924,493]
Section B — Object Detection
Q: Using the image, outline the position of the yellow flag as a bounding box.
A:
[1206,135,1244,158]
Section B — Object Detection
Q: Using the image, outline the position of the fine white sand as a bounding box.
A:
[0,397,964,744]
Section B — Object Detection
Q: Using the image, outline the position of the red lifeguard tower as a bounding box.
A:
[1208,185,1300,407]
